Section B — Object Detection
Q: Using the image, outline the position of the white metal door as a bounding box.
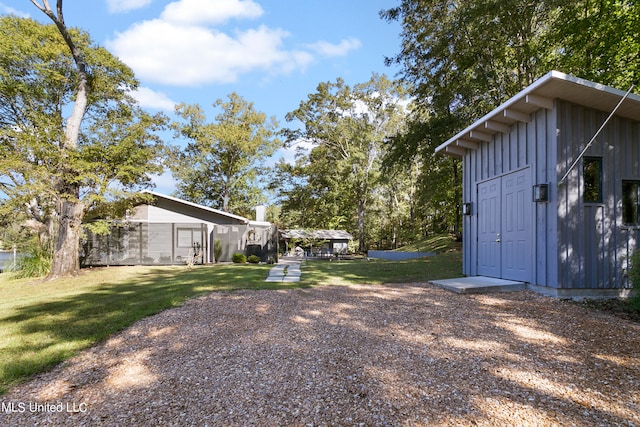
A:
[477,179,501,277]
[501,169,531,281]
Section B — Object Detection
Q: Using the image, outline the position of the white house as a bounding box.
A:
[437,71,640,298]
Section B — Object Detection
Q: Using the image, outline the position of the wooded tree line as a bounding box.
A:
[1,0,640,277]
[277,0,640,250]
[379,0,640,242]
[275,75,412,252]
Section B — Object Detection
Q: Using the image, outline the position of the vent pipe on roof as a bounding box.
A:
[255,205,266,222]
[559,83,635,185]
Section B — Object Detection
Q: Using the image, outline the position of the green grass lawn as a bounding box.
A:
[392,233,462,253]
[300,252,461,286]
[0,252,462,394]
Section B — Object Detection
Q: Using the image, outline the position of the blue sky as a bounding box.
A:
[4,0,403,194]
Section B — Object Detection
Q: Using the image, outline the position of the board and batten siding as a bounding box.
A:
[462,105,557,288]
[556,100,640,291]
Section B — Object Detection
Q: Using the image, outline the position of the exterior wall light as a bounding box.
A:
[462,202,473,215]
[533,184,549,202]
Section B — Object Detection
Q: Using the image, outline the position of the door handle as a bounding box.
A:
[496,239,501,243]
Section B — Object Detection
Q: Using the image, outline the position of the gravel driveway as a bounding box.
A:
[1,283,639,426]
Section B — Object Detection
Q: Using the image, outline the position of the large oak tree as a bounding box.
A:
[0,7,166,278]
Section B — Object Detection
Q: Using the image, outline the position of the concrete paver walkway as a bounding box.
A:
[265,256,302,282]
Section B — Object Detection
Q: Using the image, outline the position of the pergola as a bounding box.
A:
[279,229,353,256]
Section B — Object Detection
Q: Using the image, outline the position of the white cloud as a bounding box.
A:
[107,19,313,86]
[0,3,30,18]
[106,0,152,13]
[131,87,176,111]
[161,0,262,25]
[307,37,362,57]
[105,0,358,87]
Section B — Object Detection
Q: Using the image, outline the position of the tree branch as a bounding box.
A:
[30,0,88,151]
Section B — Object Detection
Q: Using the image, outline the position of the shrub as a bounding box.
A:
[629,250,640,311]
[247,255,260,264]
[8,246,52,279]
[214,239,223,263]
[232,253,247,263]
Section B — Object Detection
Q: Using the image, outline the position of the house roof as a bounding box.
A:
[437,70,640,157]
[141,190,250,224]
[280,229,353,240]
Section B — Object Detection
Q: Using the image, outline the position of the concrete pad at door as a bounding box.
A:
[429,276,526,294]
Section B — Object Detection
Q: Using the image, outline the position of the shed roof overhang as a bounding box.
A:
[436,70,640,157]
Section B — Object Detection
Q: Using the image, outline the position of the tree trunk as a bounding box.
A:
[357,198,366,253]
[222,193,230,212]
[32,0,90,279]
[48,196,85,279]
[392,222,397,249]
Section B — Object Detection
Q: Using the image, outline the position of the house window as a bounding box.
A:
[622,181,640,224]
[177,228,202,248]
[583,157,603,203]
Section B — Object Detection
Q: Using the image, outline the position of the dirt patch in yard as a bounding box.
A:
[1,284,639,426]
[577,298,640,324]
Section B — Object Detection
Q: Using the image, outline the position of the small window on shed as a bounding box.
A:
[583,157,603,203]
[622,181,640,224]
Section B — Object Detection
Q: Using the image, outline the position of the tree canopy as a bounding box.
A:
[380,0,640,236]
[170,92,280,218]
[5,0,640,267]
[278,74,410,250]
[0,13,166,277]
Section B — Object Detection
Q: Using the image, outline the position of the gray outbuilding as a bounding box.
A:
[437,71,640,298]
